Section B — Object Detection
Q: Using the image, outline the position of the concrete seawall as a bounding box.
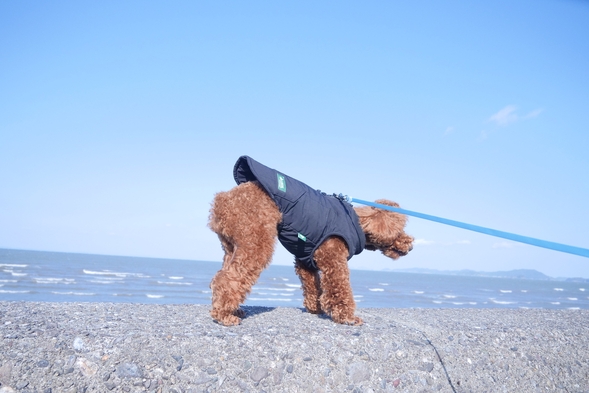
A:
[1,302,588,392]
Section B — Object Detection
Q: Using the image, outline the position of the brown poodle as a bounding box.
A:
[208,156,413,326]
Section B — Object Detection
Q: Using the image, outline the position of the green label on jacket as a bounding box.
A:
[277,173,286,192]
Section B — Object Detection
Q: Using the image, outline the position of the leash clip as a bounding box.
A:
[333,193,352,203]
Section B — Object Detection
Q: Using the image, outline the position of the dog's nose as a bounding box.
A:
[409,244,414,252]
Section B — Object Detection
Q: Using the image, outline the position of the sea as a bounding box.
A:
[1,248,588,310]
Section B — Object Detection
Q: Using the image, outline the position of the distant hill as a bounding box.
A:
[564,277,589,283]
[391,268,553,281]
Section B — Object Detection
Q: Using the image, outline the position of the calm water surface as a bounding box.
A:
[1,249,587,310]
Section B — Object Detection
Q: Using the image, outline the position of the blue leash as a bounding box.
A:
[342,196,589,258]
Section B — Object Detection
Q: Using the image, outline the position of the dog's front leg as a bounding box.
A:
[314,237,363,325]
[295,260,323,314]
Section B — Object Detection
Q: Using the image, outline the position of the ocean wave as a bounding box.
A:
[567,297,578,301]
[551,302,560,305]
[0,264,28,268]
[284,283,300,288]
[248,298,293,302]
[0,289,30,294]
[157,281,193,286]
[499,290,512,293]
[34,278,76,284]
[9,272,27,277]
[368,288,384,292]
[83,269,149,278]
[168,276,184,280]
[0,279,18,283]
[443,295,456,299]
[413,291,424,294]
[253,292,293,296]
[254,287,297,292]
[379,283,389,286]
[89,276,124,281]
[554,288,564,291]
[146,294,164,299]
[88,279,123,284]
[490,299,516,305]
[52,291,95,296]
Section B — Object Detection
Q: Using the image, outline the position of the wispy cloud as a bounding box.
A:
[488,105,543,127]
[489,105,519,126]
[444,126,455,135]
[414,238,436,246]
[524,108,543,119]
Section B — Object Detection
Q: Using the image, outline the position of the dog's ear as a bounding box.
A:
[355,199,413,259]
[355,199,407,243]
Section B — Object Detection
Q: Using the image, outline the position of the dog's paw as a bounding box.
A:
[347,316,363,326]
[304,306,323,315]
[211,309,242,326]
[336,316,363,326]
[216,314,242,326]
[330,311,364,326]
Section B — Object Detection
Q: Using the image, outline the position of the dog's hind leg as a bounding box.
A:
[210,235,245,320]
[209,250,246,326]
[210,238,276,325]
[295,260,323,314]
[314,237,363,325]
[208,181,281,326]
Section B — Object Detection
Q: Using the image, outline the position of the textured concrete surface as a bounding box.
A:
[1,302,588,392]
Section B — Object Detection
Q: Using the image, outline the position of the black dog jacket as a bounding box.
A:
[233,155,366,271]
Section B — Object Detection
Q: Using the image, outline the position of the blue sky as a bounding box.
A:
[1,1,588,278]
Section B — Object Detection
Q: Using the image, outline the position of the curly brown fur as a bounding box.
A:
[208,182,281,326]
[355,199,415,259]
[208,183,413,326]
[294,261,322,314]
[311,237,362,325]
